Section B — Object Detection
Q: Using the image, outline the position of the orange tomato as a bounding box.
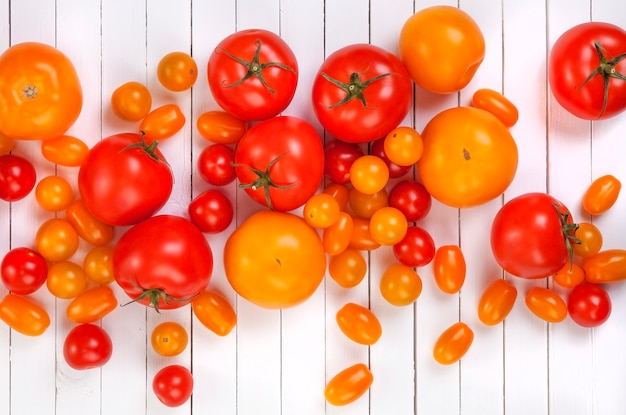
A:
[348,217,381,251]
[418,106,518,208]
[582,249,626,284]
[303,193,341,229]
[399,6,485,94]
[157,51,198,92]
[336,302,382,346]
[582,174,621,215]
[525,286,567,323]
[192,290,237,336]
[477,279,517,326]
[348,187,388,219]
[379,264,422,306]
[325,363,373,406]
[65,199,115,246]
[471,88,519,128]
[433,321,474,365]
[383,126,423,166]
[196,110,248,144]
[35,175,75,212]
[140,103,185,143]
[83,245,115,285]
[553,262,586,289]
[349,155,389,195]
[572,222,603,258]
[0,293,50,336]
[433,245,466,294]
[34,218,80,262]
[368,206,408,246]
[323,183,350,211]
[151,321,189,357]
[40,135,90,167]
[110,81,152,122]
[0,42,82,140]
[328,249,367,288]
[46,260,88,299]
[0,131,14,155]
[322,211,354,255]
[66,285,118,324]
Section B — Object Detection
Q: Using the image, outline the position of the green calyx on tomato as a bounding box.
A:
[218,38,295,95]
[121,277,199,313]
[554,203,581,267]
[577,41,626,118]
[320,71,394,108]
[122,133,168,164]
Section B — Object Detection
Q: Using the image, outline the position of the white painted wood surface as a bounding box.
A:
[2,1,626,414]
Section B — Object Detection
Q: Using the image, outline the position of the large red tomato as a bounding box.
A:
[491,192,578,279]
[549,22,626,120]
[207,29,298,121]
[312,43,412,144]
[113,215,213,311]
[234,115,324,212]
[77,133,173,226]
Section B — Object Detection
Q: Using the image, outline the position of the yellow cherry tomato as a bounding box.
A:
[46,260,88,299]
[368,206,408,246]
[553,262,586,289]
[151,321,189,356]
[303,193,341,229]
[348,187,388,219]
[572,222,603,258]
[379,264,422,306]
[35,175,74,212]
[328,249,367,289]
[349,155,389,195]
[383,126,423,166]
[110,81,152,122]
[83,245,115,285]
[35,218,79,262]
[157,51,198,92]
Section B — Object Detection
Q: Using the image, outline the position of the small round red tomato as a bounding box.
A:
[582,174,621,215]
[549,22,626,120]
[110,81,152,122]
[40,135,89,167]
[1,247,48,295]
[151,321,188,356]
[567,283,612,327]
[553,263,586,289]
[572,222,603,258]
[349,155,389,195]
[46,260,88,299]
[66,285,118,324]
[399,6,485,94]
[379,264,422,306]
[0,154,37,201]
[433,245,466,294]
[0,293,50,336]
[348,188,388,219]
[63,323,113,370]
[312,43,412,144]
[324,140,364,184]
[83,246,115,285]
[303,193,341,229]
[35,175,74,212]
[196,110,247,144]
[328,249,367,289]
[192,290,237,336]
[140,104,186,143]
[153,365,194,407]
[157,51,198,91]
[387,179,432,222]
[208,28,298,121]
[336,303,382,346]
[66,199,115,247]
[35,218,80,262]
[323,211,354,255]
[525,287,567,323]
[369,137,411,179]
[471,88,519,128]
[369,206,408,246]
[477,278,517,326]
[433,321,474,365]
[325,363,373,406]
[188,189,234,234]
[392,225,435,267]
[383,126,423,166]
[197,143,237,186]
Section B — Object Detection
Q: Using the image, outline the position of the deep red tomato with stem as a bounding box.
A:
[63,323,113,370]
[0,154,36,201]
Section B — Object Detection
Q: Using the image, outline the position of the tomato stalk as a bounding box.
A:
[121,285,198,313]
[577,41,626,118]
[321,71,395,109]
[554,204,581,269]
[217,39,295,95]
[120,134,166,163]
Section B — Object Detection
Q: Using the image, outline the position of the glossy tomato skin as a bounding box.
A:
[187,189,234,234]
[312,43,412,144]
[78,133,173,226]
[191,290,237,336]
[65,199,115,246]
[387,179,432,222]
[40,135,89,167]
[139,104,186,143]
[234,116,323,211]
[491,192,575,279]
[0,154,37,201]
[66,286,118,324]
[110,81,152,122]
[0,42,82,140]
[369,137,412,179]
[471,88,519,128]
[393,226,436,268]
[0,293,50,336]
[433,322,474,365]
[325,363,373,406]
[379,264,423,306]
[323,211,354,255]
[157,51,198,92]
[151,322,188,356]
[582,174,621,215]
[549,22,626,120]
[525,287,568,323]
[582,249,626,284]
[63,323,113,370]
[336,303,382,346]
[399,6,485,94]
[328,249,367,288]
[197,143,237,186]
[433,245,466,294]
[113,215,213,311]
[324,140,364,184]
[153,365,194,407]
[1,247,48,295]
[196,110,247,144]
[208,29,298,121]
[418,106,518,208]
[224,210,326,309]
[477,278,517,326]
[567,283,612,327]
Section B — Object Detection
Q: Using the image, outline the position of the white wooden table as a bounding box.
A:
[2,0,626,414]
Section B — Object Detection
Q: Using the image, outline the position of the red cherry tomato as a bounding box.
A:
[1,247,48,295]
[370,137,412,179]
[152,365,194,407]
[197,143,237,186]
[324,140,364,184]
[187,189,234,234]
[387,179,432,222]
[63,323,113,370]
[567,283,612,327]
[392,225,435,267]
[0,154,37,201]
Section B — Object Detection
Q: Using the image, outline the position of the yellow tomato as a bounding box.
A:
[151,321,188,356]
[110,81,152,122]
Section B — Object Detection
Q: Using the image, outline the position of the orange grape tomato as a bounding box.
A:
[383,126,424,166]
[303,193,341,229]
[572,222,603,258]
[83,245,115,285]
[34,218,80,262]
[471,88,519,128]
[196,110,247,144]
[582,249,626,284]
[379,264,423,306]
[66,285,118,324]
[192,290,237,336]
[348,217,381,251]
[336,302,382,345]
[46,260,88,299]
[0,293,50,336]
[552,262,586,289]
[348,187,388,219]
[433,245,466,294]
[328,249,367,288]
[40,135,89,167]
[322,211,354,255]
[349,155,389,195]
[433,321,474,365]
[582,174,621,215]
[323,182,350,211]
[65,199,115,247]
[368,206,408,246]
[35,175,74,212]
[525,286,567,323]
[110,81,152,122]
[139,103,186,143]
[151,321,189,357]
[157,51,198,92]
[477,278,518,326]
[325,363,373,406]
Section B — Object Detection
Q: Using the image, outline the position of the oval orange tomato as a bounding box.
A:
[525,287,567,323]
[196,110,248,144]
[433,245,466,294]
[433,321,474,365]
[139,103,185,143]
[191,290,237,336]
[322,212,354,255]
[477,278,517,326]
[336,302,382,346]
[582,249,626,284]
[66,199,115,246]
[40,135,90,167]
[582,174,621,215]
[0,293,50,336]
[471,88,519,128]
[66,285,118,324]
[325,363,373,406]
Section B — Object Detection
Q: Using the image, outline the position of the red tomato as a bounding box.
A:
[491,192,578,279]
[549,22,626,120]
[192,290,237,336]
[433,245,466,294]
[433,322,474,365]
[63,323,113,370]
[0,154,36,201]
[477,278,517,326]
[78,133,173,226]
[0,293,50,336]
[323,140,364,184]
[582,174,621,215]
[567,283,612,327]
[369,137,412,179]
[208,29,298,121]
[139,103,186,143]
[113,215,213,311]
[187,189,234,233]
[153,365,194,407]
[1,247,48,295]
[197,143,237,186]
[234,115,324,211]
[325,363,373,406]
[312,43,412,144]
[392,225,436,268]
[525,287,568,323]
[336,302,382,346]
[471,88,519,128]
[66,286,118,324]
[387,179,432,222]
